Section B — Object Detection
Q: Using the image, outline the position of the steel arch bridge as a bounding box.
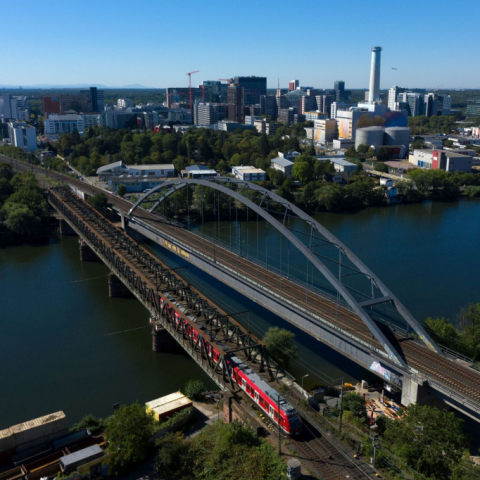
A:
[127,177,443,370]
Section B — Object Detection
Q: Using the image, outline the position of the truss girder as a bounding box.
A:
[128,178,443,366]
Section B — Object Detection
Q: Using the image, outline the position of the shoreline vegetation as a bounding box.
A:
[0,163,53,247]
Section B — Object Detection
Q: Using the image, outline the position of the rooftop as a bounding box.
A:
[318,157,357,167]
[271,157,294,167]
[232,166,265,174]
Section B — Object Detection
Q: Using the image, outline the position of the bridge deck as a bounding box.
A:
[112,197,480,411]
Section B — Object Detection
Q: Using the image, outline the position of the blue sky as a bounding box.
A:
[3,0,480,89]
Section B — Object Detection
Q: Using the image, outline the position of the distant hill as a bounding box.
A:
[0,83,151,89]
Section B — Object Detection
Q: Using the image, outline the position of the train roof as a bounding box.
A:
[228,355,297,415]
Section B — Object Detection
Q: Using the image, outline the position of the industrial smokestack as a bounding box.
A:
[369,46,382,103]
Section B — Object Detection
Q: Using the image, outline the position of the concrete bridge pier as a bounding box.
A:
[152,324,179,352]
[108,272,134,298]
[59,218,77,236]
[79,239,100,262]
[401,376,445,409]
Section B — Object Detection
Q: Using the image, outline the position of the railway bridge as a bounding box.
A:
[3,155,480,422]
[116,177,480,421]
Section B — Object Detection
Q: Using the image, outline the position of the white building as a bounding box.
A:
[314,119,337,145]
[271,157,294,177]
[8,122,37,152]
[82,114,104,130]
[117,98,133,109]
[96,161,175,181]
[45,115,84,135]
[317,157,358,177]
[231,166,266,182]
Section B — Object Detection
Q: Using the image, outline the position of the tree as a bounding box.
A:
[263,327,298,369]
[342,392,366,418]
[345,146,357,158]
[316,184,344,211]
[366,146,376,158]
[0,163,14,181]
[292,161,313,184]
[184,379,206,400]
[375,162,389,173]
[1,203,41,238]
[116,184,127,197]
[105,402,154,472]
[70,414,105,434]
[88,192,108,211]
[377,147,393,162]
[411,139,426,150]
[383,403,468,479]
[155,432,190,478]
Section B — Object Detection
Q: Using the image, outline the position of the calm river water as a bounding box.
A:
[1,199,479,429]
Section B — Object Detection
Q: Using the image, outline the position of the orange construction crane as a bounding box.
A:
[186,70,199,111]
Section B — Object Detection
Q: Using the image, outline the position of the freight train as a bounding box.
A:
[154,294,303,435]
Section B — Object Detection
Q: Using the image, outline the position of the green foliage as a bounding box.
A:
[263,326,298,369]
[155,421,285,480]
[342,392,367,418]
[116,184,127,197]
[425,303,480,361]
[377,147,393,162]
[410,139,426,150]
[104,402,154,472]
[69,414,106,434]
[0,172,50,243]
[183,379,206,401]
[155,407,194,435]
[463,185,480,198]
[0,163,14,181]
[408,115,457,135]
[375,162,389,173]
[382,403,468,479]
[87,192,108,211]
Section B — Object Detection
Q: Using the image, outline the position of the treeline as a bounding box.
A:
[0,164,51,246]
[50,124,306,177]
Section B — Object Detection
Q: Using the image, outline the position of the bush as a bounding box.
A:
[70,414,105,434]
[184,379,206,401]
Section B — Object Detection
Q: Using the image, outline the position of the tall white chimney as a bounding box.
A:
[369,46,382,103]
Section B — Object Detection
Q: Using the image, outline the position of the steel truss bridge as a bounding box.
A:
[47,186,277,392]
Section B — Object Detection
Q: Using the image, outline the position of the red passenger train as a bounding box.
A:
[154,294,302,435]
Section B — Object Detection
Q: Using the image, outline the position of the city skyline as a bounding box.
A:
[2,0,480,89]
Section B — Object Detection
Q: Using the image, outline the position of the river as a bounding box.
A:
[1,198,479,429]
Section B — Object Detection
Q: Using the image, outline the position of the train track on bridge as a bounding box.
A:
[3,157,480,416]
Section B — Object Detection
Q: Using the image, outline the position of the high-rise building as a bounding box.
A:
[397,92,424,117]
[260,95,278,119]
[227,85,244,123]
[388,86,405,110]
[166,87,203,108]
[369,46,382,104]
[278,108,294,126]
[285,89,306,113]
[232,76,266,105]
[334,81,351,103]
[80,87,104,112]
[0,93,19,119]
[202,81,225,102]
[289,80,299,91]
[8,121,37,152]
[195,102,227,126]
[466,97,480,119]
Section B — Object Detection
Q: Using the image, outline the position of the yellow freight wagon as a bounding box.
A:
[146,392,193,422]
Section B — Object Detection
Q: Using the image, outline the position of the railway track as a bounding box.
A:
[3,157,480,409]
[292,418,374,479]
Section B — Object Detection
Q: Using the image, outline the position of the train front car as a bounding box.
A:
[226,355,303,436]
[281,401,302,435]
